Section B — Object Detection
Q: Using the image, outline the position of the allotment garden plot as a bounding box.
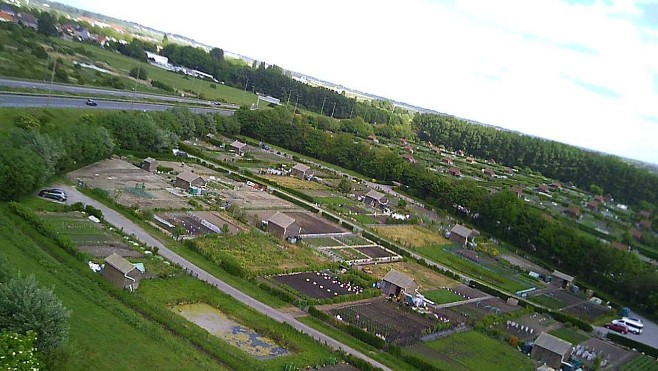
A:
[327,299,440,345]
[68,158,190,209]
[272,272,366,299]
[373,225,450,248]
[304,234,402,264]
[155,211,245,237]
[41,211,140,258]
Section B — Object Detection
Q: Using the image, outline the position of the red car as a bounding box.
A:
[606,323,629,334]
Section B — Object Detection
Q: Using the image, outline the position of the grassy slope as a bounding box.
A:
[406,330,534,371]
[0,205,225,371]
[0,107,97,135]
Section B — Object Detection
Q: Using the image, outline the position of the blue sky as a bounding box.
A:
[57,0,658,164]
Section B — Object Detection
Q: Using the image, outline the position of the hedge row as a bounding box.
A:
[308,306,385,349]
[388,345,440,370]
[606,332,658,358]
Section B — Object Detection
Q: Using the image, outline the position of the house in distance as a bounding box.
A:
[291,163,313,180]
[364,189,388,209]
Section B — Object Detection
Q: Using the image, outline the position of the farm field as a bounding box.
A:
[192,231,330,274]
[373,225,450,248]
[0,206,224,371]
[366,261,457,291]
[405,330,534,371]
[261,175,331,190]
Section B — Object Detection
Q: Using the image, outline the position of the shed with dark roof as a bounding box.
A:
[103,253,141,291]
[381,269,418,297]
[531,332,572,369]
[267,212,300,239]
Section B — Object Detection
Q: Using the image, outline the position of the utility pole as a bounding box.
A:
[286,91,292,108]
[48,57,57,107]
[293,95,299,114]
[330,102,336,118]
[349,100,355,119]
[244,78,249,91]
[320,97,326,115]
[131,65,140,108]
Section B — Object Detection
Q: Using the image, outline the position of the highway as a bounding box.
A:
[0,93,233,115]
[0,77,221,106]
[58,185,390,371]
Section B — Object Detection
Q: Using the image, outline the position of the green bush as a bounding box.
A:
[151,79,174,92]
[606,332,658,358]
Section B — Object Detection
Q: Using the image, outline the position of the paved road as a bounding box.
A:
[594,311,658,349]
[0,94,233,115]
[58,185,390,371]
[0,77,219,106]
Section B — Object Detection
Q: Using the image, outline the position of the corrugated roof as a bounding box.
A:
[365,189,386,201]
[292,163,311,172]
[231,140,247,149]
[450,224,473,238]
[177,171,204,183]
[105,253,135,274]
[383,269,418,291]
[143,157,156,163]
[534,332,572,356]
[552,270,574,282]
[268,212,296,228]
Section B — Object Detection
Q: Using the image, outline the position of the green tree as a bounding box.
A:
[129,66,148,80]
[398,199,407,209]
[338,178,352,193]
[590,184,603,195]
[0,276,70,351]
[0,331,41,371]
[37,12,58,37]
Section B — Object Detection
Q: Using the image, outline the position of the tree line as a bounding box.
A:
[413,113,658,207]
[235,106,658,318]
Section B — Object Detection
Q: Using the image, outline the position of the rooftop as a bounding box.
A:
[292,163,311,172]
[365,189,386,201]
[552,270,574,282]
[450,224,473,238]
[382,269,418,291]
[176,171,204,183]
[534,332,572,356]
[105,253,136,274]
[268,212,297,229]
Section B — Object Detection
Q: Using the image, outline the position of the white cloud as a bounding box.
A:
[58,0,658,163]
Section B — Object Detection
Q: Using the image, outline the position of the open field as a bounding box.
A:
[0,107,98,134]
[366,261,458,291]
[173,303,288,360]
[272,272,366,299]
[262,175,331,190]
[0,206,224,370]
[372,225,450,248]
[225,187,298,210]
[549,326,589,345]
[405,330,534,371]
[193,231,330,274]
[286,211,347,235]
[68,158,190,210]
[423,289,465,304]
[141,275,338,370]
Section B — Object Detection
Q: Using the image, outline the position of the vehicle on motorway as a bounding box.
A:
[38,188,67,202]
[613,318,643,334]
[85,98,98,106]
[606,322,629,334]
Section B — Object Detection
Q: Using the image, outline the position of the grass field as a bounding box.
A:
[261,175,330,190]
[423,289,465,304]
[548,326,589,345]
[193,231,330,274]
[405,330,534,371]
[410,245,534,293]
[530,294,565,310]
[373,225,450,248]
[0,206,225,371]
[0,107,98,135]
[367,260,457,291]
[140,276,338,370]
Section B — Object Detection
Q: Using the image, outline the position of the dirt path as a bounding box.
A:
[58,185,392,371]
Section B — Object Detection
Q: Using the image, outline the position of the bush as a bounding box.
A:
[84,205,104,221]
[151,79,174,92]
[606,332,658,358]
[129,66,148,80]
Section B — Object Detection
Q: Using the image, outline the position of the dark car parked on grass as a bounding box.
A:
[38,188,67,202]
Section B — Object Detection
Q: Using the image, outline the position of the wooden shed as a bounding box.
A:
[531,332,572,369]
[103,253,141,291]
[381,270,418,298]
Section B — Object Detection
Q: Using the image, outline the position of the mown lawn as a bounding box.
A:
[423,289,465,304]
[405,330,534,371]
[548,326,589,345]
[0,206,225,371]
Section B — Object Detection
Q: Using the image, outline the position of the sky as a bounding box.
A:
[57,0,658,164]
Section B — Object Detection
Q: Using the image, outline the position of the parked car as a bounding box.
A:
[38,188,67,202]
[606,322,629,334]
[85,98,98,107]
